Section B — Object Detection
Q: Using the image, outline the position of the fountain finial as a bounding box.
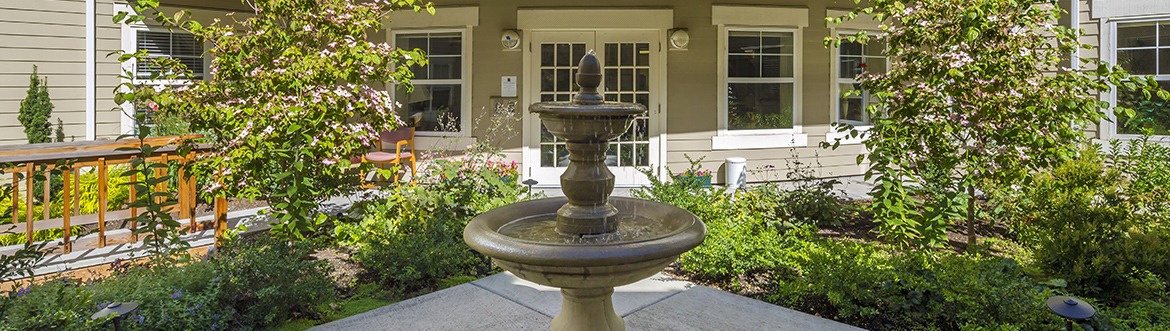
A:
[573,50,604,105]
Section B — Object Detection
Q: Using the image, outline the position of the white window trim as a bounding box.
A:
[714,26,807,150]
[390,28,473,137]
[116,4,212,134]
[1103,16,1170,142]
[828,29,883,145]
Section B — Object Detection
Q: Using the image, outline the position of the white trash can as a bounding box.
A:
[725,157,747,189]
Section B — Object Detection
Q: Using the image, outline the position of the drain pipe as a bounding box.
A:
[85,0,97,140]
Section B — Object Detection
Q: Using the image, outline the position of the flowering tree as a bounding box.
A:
[827,0,1166,248]
[119,0,433,239]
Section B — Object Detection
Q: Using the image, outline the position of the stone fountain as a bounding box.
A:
[464,52,706,331]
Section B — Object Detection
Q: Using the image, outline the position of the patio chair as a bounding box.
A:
[363,116,420,185]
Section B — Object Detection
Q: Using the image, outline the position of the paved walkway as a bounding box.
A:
[536,175,874,200]
[311,272,865,331]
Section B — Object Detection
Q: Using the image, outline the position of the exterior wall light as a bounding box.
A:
[502,29,521,50]
[668,28,689,50]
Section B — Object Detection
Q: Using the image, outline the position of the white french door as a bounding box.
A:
[524,30,662,187]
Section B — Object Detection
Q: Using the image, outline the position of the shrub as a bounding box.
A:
[0,237,334,330]
[18,65,54,145]
[0,279,101,331]
[1015,148,1170,303]
[342,186,490,294]
[1100,299,1170,331]
[91,263,230,330]
[209,236,335,327]
[766,239,1061,330]
[339,150,521,294]
[749,156,848,230]
[828,0,1166,250]
[634,164,791,288]
[1109,136,1170,220]
[114,0,435,239]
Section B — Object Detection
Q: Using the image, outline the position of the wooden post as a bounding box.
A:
[97,158,107,248]
[10,171,17,225]
[72,167,80,216]
[215,194,227,247]
[186,159,196,232]
[214,168,227,247]
[42,168,50,220]
[129,170,138,243]
[62,167,72,253]
[25,163,34,246]
[177,165,188,219]
[155,154,167,206]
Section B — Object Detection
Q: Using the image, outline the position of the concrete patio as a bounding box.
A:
[311,272,865,331]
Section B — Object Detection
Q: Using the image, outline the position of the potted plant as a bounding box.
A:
[672,155,712,188]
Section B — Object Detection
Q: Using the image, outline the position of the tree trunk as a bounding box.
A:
[967,184,976,253]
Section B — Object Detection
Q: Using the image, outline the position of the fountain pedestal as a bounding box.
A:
[464,52,705,331]
[552,288,622,331]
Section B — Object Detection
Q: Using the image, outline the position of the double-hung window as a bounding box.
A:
[1115,20,1170,136]
[131,29,205,129]
[394,31,466,134]
[135,30,205,81]
[724,30,798,132]
[836,38,886,126]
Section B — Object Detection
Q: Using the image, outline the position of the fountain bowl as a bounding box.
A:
[464,196,705,289]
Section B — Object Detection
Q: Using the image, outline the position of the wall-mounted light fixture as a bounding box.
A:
[668,28,689,50]
[501,30,521,50]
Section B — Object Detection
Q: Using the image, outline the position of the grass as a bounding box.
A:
[263,295,395,331]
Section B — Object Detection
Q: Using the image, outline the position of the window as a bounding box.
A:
[1115,20,1170,136]
[837,38,886,126]
[394,31,465,133]
[725,30,797,131]
[135,30,204,80]
[132,30,204,129]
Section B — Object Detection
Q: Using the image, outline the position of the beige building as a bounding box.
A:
[1,0,1161,187]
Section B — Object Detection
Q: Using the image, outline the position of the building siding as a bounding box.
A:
[435,0,870,183]
[0,0,122,145]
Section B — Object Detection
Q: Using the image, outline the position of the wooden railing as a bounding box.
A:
[0,136,225,254]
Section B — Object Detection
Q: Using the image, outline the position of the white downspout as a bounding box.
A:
[1070,0,1081,68]
[85,0,97,140]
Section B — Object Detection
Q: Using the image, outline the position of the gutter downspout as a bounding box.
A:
[86,0,97,140]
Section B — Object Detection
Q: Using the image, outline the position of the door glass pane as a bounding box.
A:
[602,42,652,167]
[539,40,653,168]
[539,42,589,167]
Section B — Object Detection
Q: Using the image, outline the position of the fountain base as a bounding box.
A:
[552,287,624,331]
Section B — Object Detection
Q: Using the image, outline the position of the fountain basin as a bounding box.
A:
[464,196,705,289]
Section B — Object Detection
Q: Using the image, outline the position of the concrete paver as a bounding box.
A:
[314,272,866,331]
[624,285,864,331]
[311,283,549,331]
[471,272,693,318]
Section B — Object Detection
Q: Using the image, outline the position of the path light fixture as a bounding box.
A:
[1047,296,1095,331]
[522,178,538,198]
[91,301,139,331]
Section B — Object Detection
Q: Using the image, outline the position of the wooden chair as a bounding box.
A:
[363,120,418,185]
